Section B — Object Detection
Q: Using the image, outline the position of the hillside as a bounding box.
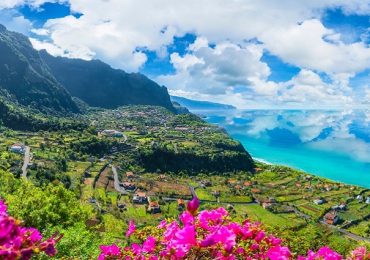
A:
[0,97,86,131]
[0,24,177,116]
[40,51,175,112]
[88,106,254,173]
[171,95,236,110]
[0,25,79,114]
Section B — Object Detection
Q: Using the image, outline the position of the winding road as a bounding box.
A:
[21,146,30,179]
[320,221,370,242]
[112,165,129,194]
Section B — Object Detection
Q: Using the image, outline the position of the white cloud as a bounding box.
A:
[0,0,66,9]
[0,9,32,35]
[160,42,354,108]
[28,0,370,73]
[260,19,370,75]
[157,37,270,105]
[4,0,370,107]
[276,69,353,107]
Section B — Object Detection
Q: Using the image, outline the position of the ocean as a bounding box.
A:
[196,109,370,188]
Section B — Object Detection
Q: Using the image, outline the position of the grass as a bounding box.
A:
[234,204,304,228]
[347,221,370,237]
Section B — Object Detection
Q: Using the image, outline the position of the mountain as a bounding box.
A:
[171,96,236,110]
[0,24,79,114]
[40,51,175,112]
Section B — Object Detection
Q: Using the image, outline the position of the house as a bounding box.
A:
[262,202,274,210]
[227,179,238,185]
[261,197,277,210]
[126,172,135,179]
[84,171,92,178]
[158,174,167,181]
[101,129,124,137]
[324,211,339,225]
[324,184,332,191]
[244,181,252,187]
[121,182,136,191]
[117,203,126,210]
[212,191,221,197]
[366,197,370,204]
[234,185,242,190]
[251,188,261,194]
[356,195,364,202]
[133,192,148,204]
[199,180,212,188]
[147,201,161,214]
[10,143,25,154]
[313,198,326,205]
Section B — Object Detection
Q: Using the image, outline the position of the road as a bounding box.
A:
[320,221,370,242]
[111,165,128,194]
[189,185,196,198]
[21,146,30,178]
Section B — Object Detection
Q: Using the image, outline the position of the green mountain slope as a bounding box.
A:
[40,50,175,112]
[0,25,79,114]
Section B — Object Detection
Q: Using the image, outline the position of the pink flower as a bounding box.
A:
[200,226,236,252]
[125,220,135,237]
[97,205,369,260]
[254,231,265,243]
[0,200,7,216]
[26,228,42,243]
[267,246,291,260]
[198,208,228,231]
[173,225,197,246]
[179,211,194,226]
[163,221,179,241]
[351,247,367,260]
[142,236,156,253]
[157,220,167,229]
[98,244,121,260]
[187,196,200,215]
[300,247,342,260]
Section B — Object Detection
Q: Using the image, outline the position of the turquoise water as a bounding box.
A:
[197,109,370,187]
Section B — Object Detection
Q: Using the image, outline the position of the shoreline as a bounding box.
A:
[192,108,369,189]
[253,157,366,189]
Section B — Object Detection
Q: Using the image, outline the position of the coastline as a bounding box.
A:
[253,157,363,189]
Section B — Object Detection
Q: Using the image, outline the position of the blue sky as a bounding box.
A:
[1,0,370,108]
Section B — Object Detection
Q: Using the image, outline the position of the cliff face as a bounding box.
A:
[0,25,79,114]
[0,24,176,115]
[40,50,175,112]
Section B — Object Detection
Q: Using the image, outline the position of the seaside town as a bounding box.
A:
[1,105,370,256]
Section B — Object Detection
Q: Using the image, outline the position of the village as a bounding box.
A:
[0,105,370,252]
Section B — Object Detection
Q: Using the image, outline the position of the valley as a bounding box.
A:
[0,105,369,258]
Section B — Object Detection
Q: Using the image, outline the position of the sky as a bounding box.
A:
[1,0,370,108]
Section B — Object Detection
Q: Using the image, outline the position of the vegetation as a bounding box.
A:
[0,104,369,258]
[40,50,175,112]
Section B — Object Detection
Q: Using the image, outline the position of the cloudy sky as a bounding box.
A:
[1,0,370,108]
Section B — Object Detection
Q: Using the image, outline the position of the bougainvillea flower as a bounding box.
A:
[125,220,136,237]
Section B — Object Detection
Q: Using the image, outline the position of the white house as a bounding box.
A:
[10,144,25,154]
[313,198,325,205]
[101,129,123,137]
